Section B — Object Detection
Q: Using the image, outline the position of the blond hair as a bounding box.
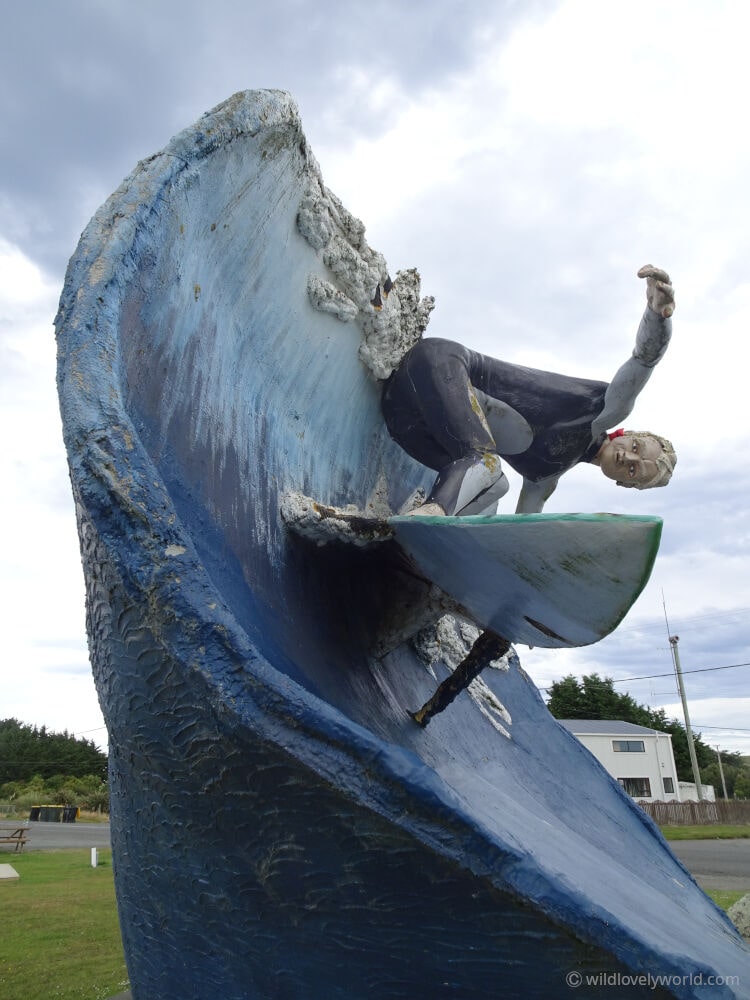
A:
[617,430,676,489]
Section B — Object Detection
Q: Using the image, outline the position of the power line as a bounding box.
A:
[693,725,750,733]
[615,606,750,635]
[609,661,750,685]
[541,660,750,692]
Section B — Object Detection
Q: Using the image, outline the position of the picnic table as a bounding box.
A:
[0,822,30,852]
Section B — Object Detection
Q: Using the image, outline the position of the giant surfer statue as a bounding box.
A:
[381,265,676,518]
[57,92,750,996]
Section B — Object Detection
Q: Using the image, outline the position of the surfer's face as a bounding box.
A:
[597,434,663,488]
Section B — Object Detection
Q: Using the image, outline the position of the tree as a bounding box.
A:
[734,771,750,800]
[544,675,587,718]
[0,773,110,814]
[547,673,648,725]
[546,674,714,783]
[0,718,107,785]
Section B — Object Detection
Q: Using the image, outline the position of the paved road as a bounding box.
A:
[669,838,750,891]
[15,820,112,851]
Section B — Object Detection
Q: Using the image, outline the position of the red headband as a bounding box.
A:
[607,428,625,440]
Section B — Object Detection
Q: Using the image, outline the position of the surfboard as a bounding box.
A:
[389,512,662,648]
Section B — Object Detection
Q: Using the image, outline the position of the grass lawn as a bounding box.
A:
[0,842,745,999]
[660,824,750,841]
[0,849,128,1000]
[707,889,746,911]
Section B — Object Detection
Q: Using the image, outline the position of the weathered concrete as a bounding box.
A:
[729,895,750,938]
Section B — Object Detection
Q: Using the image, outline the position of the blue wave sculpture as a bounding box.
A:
[56,90,750,999]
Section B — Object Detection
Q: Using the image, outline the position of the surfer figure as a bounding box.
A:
[381,266,676,516]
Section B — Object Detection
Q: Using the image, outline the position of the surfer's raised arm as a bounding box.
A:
[590,266,674,438]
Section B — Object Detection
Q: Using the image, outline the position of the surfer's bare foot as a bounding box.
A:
[404,502,445,517]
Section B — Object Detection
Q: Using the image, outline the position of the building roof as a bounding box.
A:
[559,719,667,737]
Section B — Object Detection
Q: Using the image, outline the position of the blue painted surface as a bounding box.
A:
[56,90,750,999]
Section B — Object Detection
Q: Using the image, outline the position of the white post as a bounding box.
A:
[91,847,98,868]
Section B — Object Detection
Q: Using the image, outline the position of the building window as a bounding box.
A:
[617,777,652,798]
[663,778,675,794]
[612,740,645,752]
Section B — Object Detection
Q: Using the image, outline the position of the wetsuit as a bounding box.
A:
[381,306,670,514]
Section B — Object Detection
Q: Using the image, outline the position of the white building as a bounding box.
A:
[560,720,681,802]
[678,781,716,803]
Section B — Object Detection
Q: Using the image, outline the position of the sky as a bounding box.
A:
[1,0,749,760]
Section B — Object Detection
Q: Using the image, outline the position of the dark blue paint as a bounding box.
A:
[56,90,750,999]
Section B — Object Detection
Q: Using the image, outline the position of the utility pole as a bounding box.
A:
[715,746,729,800]
[668,635,703,801]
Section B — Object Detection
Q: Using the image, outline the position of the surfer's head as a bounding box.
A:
[595,431,676,490]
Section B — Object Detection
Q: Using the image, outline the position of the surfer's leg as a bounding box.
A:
[383,339,507,514]
[382,339,497,465]
[425,451,509,515]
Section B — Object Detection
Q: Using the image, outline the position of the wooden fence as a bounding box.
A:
[638,799,750,826]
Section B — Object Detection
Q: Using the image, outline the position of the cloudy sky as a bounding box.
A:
[2,0,749,759]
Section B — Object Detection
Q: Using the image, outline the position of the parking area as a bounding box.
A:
[7,821,113,852]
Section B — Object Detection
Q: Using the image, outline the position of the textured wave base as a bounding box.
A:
[56,90,750,999]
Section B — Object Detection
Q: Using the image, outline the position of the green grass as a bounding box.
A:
[706,889,746,912]
[0,850,128,1000]
[0,841,745,1000]
[659,824,750,840]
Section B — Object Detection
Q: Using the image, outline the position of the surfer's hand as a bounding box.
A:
[638,265,674,319]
